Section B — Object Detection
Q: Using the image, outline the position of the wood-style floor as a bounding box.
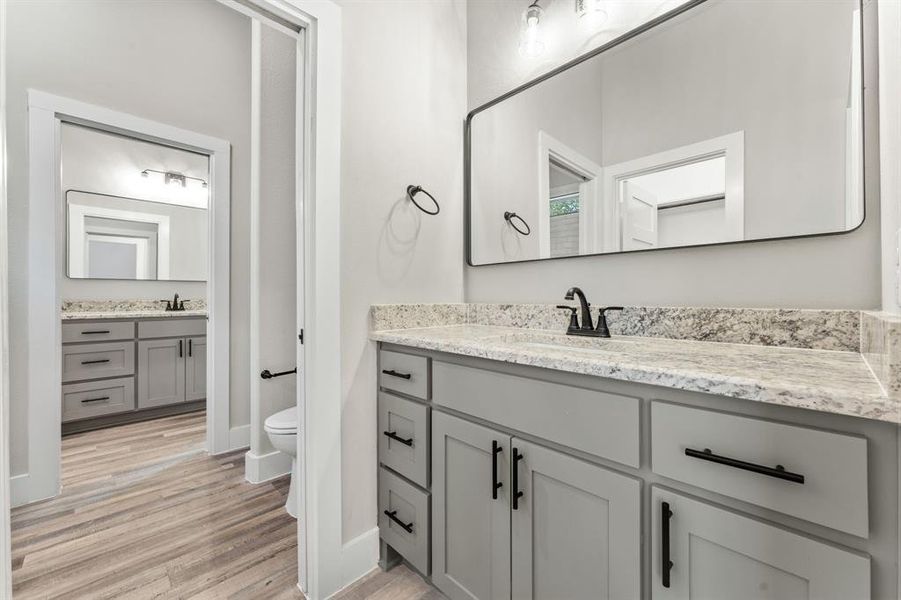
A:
[10,411,440,599]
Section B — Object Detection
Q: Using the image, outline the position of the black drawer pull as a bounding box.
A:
[383,510,414,533]
[81,396,110,404]
[511,447,524,510]
[662,501,673,588]
[81,359,110,365]
[81,330,110,335]
[179,340,183,358]
[684,447,805,484]
[492,440,503,500]
[381,369,412,380]
[383,430,413,446]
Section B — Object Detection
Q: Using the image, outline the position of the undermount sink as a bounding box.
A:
[491,331,638,354]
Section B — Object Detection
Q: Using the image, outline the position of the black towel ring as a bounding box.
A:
[407,185,440,215]
[504,211,531,236]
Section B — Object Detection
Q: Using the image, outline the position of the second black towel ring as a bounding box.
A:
[504,211,531,236]
[407,185,440,215]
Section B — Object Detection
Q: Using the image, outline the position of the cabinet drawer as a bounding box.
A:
[651,402,868,537]
[62,341,135,383]
[378,392,429,488]
[433,361,640,468]
[62,377,135,422]
[379,350,429,400]
[62,321,134,343]
[379,466,430,576]
[138,318,206,339]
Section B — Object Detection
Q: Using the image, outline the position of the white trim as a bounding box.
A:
[537,131,603,257]
[229,424,251,449]
[878,0,901,313]
[602,131,745,250]
[245,449,292,484]
[8,475,28,514]
[21,91,232,506]
[0,0,11,589]
[334,527,381,598]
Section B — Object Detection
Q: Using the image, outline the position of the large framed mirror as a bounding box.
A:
[466,0,865,266]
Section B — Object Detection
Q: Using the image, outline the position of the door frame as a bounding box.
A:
[21,90,232,506]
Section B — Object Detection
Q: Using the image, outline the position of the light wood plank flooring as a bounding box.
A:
[11,411,441,599]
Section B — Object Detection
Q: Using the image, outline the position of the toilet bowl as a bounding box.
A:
[264,407,298,518]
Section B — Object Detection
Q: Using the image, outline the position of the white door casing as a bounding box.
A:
[622,181,658,250]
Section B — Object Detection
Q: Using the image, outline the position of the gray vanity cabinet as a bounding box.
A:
[432,411,511,600]
[184,336,207,402]
[651,487,870,600]
[137,338,186,408]
[511,439,641,600]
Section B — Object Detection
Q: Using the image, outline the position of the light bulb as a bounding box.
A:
[519,1,545,58]
[575,0,607,29]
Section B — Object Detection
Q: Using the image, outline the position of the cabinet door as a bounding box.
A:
[432,411,511,600]
[137,338,186,408]
[184,336,206,402]
[511,439,641,600]
[651,487,870,600]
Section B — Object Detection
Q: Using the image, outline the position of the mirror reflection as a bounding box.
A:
[63,123,209,281]
[468,0,864,265]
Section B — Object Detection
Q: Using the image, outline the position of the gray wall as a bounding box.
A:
[338,0,467,542]
[464,0,881,309]
[6,0,253,475]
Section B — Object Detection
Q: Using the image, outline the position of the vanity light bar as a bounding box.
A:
[140,168,208,188]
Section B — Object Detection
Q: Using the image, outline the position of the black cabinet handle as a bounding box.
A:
[81,396,109,404]
[511,447,524,510]
[381,369,411,380]
[81,330,110,335]
[188,339,193,357]
[492,440,503,499]
[179,340,183,358]
[383,510,414,533]
[684,447,805,484]
[81,359,110,365]
[662,501,673,588]
[383,430,413,446]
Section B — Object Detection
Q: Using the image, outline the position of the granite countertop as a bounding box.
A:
[62,310,208,320]
[371,324,900,424]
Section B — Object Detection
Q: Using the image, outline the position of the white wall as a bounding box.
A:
[338,0,467,542]
[5,0,253,475]
[879,0,901,314]
[465,0,881,309]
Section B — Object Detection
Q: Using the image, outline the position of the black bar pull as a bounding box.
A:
[492,440,503,499]
[381,369,411,380]
[81,396,110,404]
[81,359,110,365]
[188,339,193,358]
[684,447,805,484]
[383,509,414,533]
[81,330,110,335]
[260,368,298,380]
[662,501,673,588]
[383,430,413,446]
[179,340,183,358]
[511,447,524,510]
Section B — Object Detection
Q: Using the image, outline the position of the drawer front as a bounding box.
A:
[433,361,640,468]
[62,377,135,422]
[138,318,206,339]
[379,350,430,400]
[62,321,134,343]
[62,341,135,383]
[651,402,868,537]
[378,392,429,488]
[379,466,430,576]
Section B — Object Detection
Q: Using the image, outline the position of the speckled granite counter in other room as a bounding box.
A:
[61,299,207,320]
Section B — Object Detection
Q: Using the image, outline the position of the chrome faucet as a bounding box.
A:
[556,287,623,337]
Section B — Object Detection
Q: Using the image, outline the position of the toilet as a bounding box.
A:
[264,406,299,518]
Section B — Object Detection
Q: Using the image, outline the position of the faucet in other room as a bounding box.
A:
[161,293,186,312]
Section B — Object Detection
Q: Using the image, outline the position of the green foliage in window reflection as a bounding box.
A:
[549,193,579,217]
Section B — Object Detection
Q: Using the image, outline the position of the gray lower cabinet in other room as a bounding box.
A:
[185,336,207,402]
[138,338,186,408]
[651,487,870,599]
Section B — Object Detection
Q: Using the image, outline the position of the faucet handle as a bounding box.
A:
[555,305,580,331]
[595,306,624,337]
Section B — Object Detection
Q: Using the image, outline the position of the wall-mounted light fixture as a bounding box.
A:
[575,0,607,28]
[141,168,208,188]
[519,1,545,58]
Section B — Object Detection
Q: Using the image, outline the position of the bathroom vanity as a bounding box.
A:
[373,323,899,599]
[61,313,207,433]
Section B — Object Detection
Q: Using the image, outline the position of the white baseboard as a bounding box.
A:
[245,449,292,484]
[333,526,380,597]
[10,473,30,508]
[229,424,250,450]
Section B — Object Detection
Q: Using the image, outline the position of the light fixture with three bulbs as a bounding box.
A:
[519,0,609,58]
